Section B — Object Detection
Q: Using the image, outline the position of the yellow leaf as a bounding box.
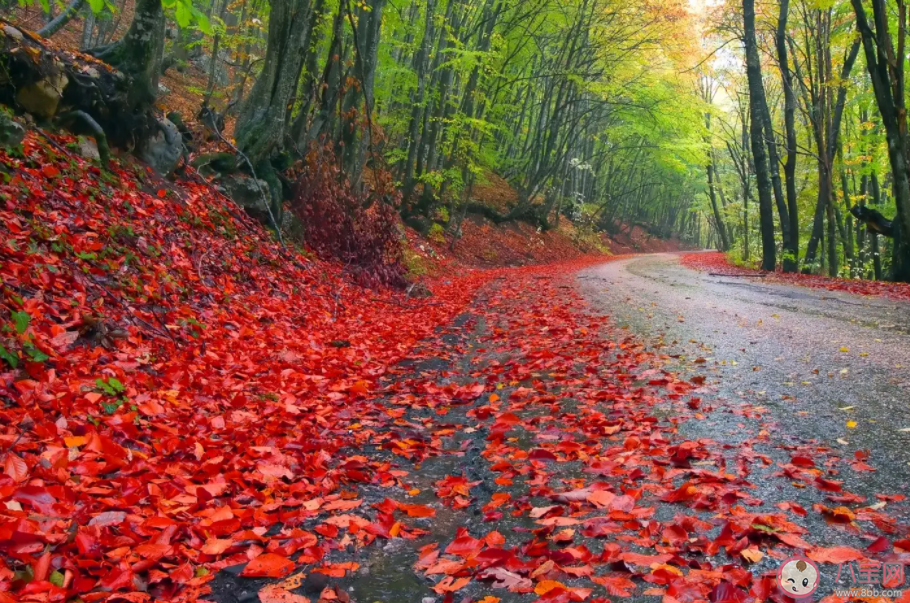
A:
[839,347,849,352]
[846,420,858,429]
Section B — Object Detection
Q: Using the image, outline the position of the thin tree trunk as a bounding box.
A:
[38,0,86,37]
[776,0,799,271]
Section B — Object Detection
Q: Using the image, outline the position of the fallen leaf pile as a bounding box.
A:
[0,132,504,602]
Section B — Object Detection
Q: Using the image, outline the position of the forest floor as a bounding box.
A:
[4,129,910,603]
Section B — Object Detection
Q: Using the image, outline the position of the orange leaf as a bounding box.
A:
[741,548,763,564]
[202,538,233,556]
[431,576,471,594]
[258,585,310,603]
[398,503,435,517]
[535,580,566,595]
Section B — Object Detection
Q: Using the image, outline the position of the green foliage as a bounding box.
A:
[95,377,127,414]
[428,222,446,243]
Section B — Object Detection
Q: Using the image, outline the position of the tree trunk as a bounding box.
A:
[871,172,884,279]
[235,0,314,169]
[706,158,730,250]
[401,0,437,203]
[341,0,387,188]
[307,2,345,144]
[91,0,165,111]
[850,0,910,281]
[743,0,776,270]
[776,0,799,271]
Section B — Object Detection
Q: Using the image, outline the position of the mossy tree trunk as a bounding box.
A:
[92,0,165,111]
[234,0,315,170]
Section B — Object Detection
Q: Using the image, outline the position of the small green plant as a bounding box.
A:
[1,311,49,368]
[180,317,206,338]
[428,223,446,244]
[95,377,127,414]
[433,206,450,223]
[403,249,428,279]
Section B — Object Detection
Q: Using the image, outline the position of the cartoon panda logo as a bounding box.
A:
[777,556,820,598]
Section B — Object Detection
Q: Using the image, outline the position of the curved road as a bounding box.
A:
[579,252,910,512]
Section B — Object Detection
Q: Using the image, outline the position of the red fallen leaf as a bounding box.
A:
[425,558,465,575]
[484,531,506,547]
[33,550,51,582]
[791,455,814,467]
[807,546,865,564]
[620,552,672,566]
[662,524,688,546]
[894,539,910,552]
[710,582,748,603]
[591,574,636,597]
[814,477,843,492]
[445,534,483,558]
[241,553,296,578]
[775,533,812,549]
[866,537,890,553]
[530,505,561,518]
[827,492,866,504]
[134,543,172,560]
[587,490,615,508]
[551,484,610,503]
[314,562,359,578]
[529,448,558,461]
[41,165,59,178]
[3,454,28,483]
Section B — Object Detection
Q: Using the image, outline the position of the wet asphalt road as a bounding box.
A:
[579,252,910,509]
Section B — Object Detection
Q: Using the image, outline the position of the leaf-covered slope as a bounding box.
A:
[0,132,491,601]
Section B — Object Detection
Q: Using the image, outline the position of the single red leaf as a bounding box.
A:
[241,553,295,578]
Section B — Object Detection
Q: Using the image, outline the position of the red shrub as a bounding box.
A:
[291,146,406,288]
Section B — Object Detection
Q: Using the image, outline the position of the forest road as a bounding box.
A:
[579,252,910,502]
